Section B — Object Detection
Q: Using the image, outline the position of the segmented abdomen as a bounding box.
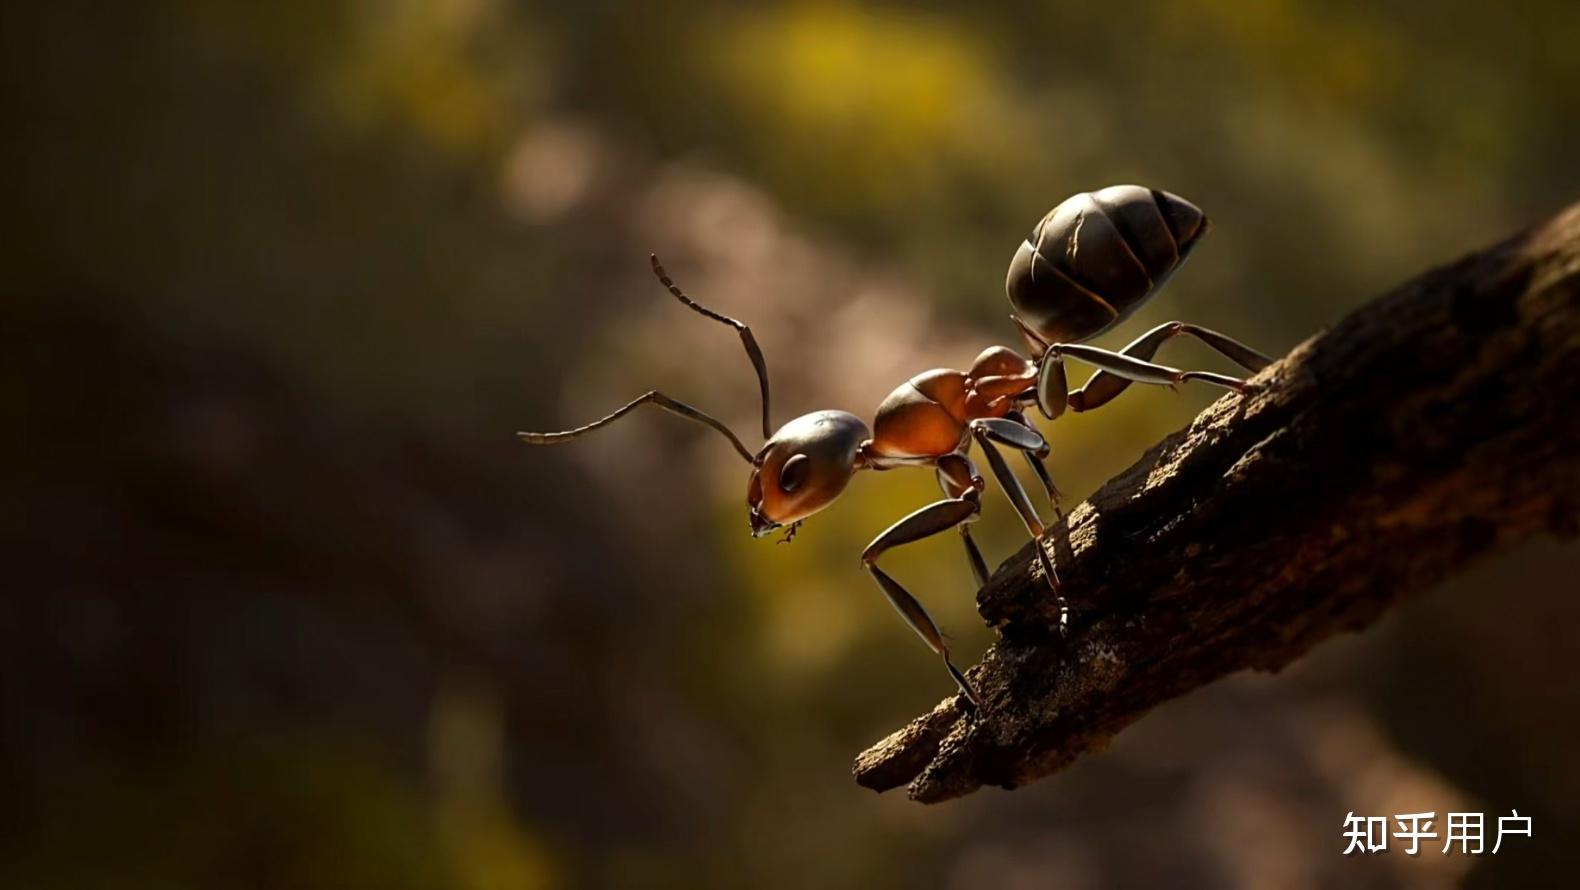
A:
[1005,185,1209,344]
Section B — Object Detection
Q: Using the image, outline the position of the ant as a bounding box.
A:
[520,185,1272,709]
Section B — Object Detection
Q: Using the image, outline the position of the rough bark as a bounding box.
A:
[854,200,1580,803]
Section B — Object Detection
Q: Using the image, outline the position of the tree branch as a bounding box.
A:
[855,200,1580,803]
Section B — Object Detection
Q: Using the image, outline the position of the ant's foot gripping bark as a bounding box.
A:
[945,657,981,713]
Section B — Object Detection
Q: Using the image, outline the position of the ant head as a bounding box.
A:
[747,410,870,538]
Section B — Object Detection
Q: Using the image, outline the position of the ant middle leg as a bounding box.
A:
[1004,408,1062,509]
[970,418,1069,635]
[1069,322,1273,412]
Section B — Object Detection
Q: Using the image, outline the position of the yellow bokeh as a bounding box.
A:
[328,0,518,155]
[701,2,1028,210]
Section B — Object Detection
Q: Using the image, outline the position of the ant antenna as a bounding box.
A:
[517,256,773,464]
[518,391,753,463]
[650,254,774,438]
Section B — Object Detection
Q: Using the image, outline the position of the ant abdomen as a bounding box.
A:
[1006,185,1209,345]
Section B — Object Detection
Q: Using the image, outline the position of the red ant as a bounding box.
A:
[520,185,1271,708]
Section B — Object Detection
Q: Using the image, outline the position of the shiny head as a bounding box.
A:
[747,410,870,538]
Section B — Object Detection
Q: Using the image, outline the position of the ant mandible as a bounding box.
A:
[520,185,1272,709]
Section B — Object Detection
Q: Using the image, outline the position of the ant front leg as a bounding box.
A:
[969,418,1069,636]
[861,482,986,710]
[1069,322,1273,412]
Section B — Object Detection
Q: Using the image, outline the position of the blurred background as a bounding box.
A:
[3,1,1578,887]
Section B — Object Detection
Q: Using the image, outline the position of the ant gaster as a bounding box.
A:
[520,185,1272,709]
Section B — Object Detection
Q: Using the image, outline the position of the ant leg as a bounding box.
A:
[970,419,1069,635]
[518,390,753,463]
[1033,351,1069,420]
[969,418,1048,537]
[1070,322,1274,412]
[862,495,985,709]
[938,454,991,589]
[960,527,990,589]
[1054,343,1253,406]
[1005,408,1062,508]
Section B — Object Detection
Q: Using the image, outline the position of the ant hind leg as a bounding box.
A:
[1068,322,1273,412]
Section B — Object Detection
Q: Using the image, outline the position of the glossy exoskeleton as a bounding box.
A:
[520,185,1273,709]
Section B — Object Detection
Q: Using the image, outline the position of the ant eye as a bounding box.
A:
[778,454,811,492]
